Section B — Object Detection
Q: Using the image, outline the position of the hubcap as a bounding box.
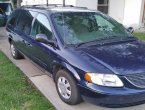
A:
[57,77,71,99]
[11,44,16,56]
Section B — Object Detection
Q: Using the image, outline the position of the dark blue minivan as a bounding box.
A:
[6,5,145,107]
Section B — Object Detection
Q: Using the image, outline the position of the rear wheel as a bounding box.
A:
[10,42,23,59]
[55,70,82,105]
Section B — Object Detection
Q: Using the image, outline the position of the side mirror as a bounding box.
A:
[36,34,56,47]
[127,27,134,34]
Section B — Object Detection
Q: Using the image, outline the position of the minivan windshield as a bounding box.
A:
[52,12,134,45]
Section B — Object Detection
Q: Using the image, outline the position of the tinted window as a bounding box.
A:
[8,10,20,27]
[31,14,52,40]
[16,10,35,35]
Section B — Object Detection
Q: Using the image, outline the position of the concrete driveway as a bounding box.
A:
[0,27,7,40]
[0,28,145,110]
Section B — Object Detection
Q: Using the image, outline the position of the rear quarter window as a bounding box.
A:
[16,10,36,35]
[7,9,20,27]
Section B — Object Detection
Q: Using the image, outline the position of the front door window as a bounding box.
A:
[31,14,53,40]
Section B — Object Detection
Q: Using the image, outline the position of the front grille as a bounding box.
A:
[125,73,145,88]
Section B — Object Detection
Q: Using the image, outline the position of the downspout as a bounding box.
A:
[63,0,65,7]
[47,0,48,6]
[122,0,126,26]
[141,0,145,27]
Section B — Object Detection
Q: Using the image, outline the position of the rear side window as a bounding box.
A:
[16,10,36,35]
[7,9,20,27]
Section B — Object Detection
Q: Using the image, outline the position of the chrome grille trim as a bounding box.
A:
[125,73,145,88]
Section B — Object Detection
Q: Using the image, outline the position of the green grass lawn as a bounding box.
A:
[0,52,55,110]
[133,32,145,40]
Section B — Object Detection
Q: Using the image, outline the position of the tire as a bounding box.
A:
[10,42,23,59]
[55,69,82,105]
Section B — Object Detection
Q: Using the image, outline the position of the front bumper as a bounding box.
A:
[78,83,145,107]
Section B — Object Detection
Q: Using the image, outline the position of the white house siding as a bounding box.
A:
[21,0,76,6]
[123,0,144,29]
[76,0,97,10]
[109,0,125,24]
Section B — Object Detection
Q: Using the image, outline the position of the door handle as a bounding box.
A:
[22,40,32,47]
[27,43,32,47]
[25,41,32,47]
[11,31,16,35]
[22,39,25,43]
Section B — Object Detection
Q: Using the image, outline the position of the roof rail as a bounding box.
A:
[21,4,88,10]
[22,4,73,7]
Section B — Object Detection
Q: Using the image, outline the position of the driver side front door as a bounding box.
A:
[27,13,54,72]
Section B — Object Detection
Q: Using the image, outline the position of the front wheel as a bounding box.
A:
[55,70,82,105]
[10,42,23,59]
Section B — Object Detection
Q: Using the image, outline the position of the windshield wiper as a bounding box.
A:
[75,36,137,48]
[120,36,137,41]
[75,42,89,48]
[75,36,117,48]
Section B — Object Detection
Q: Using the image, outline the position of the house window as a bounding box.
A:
[98,0,109,14]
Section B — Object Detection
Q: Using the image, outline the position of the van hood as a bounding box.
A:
[79,40,145,75]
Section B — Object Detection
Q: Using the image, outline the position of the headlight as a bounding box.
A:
[85,73,123,87]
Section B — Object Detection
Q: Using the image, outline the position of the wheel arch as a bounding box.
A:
[8,37,12,44]
[52,61,81,82]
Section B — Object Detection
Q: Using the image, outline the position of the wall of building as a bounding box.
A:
[76,0,97,10]
[21,0,76,6]
[109,0,125,23]
[123,0,144,29]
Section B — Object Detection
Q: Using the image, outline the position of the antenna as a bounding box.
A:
[63,0,65,7]
[47,0,48,6]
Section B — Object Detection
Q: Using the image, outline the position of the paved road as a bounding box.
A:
[0,27,7,40]
[0,28,145,110]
